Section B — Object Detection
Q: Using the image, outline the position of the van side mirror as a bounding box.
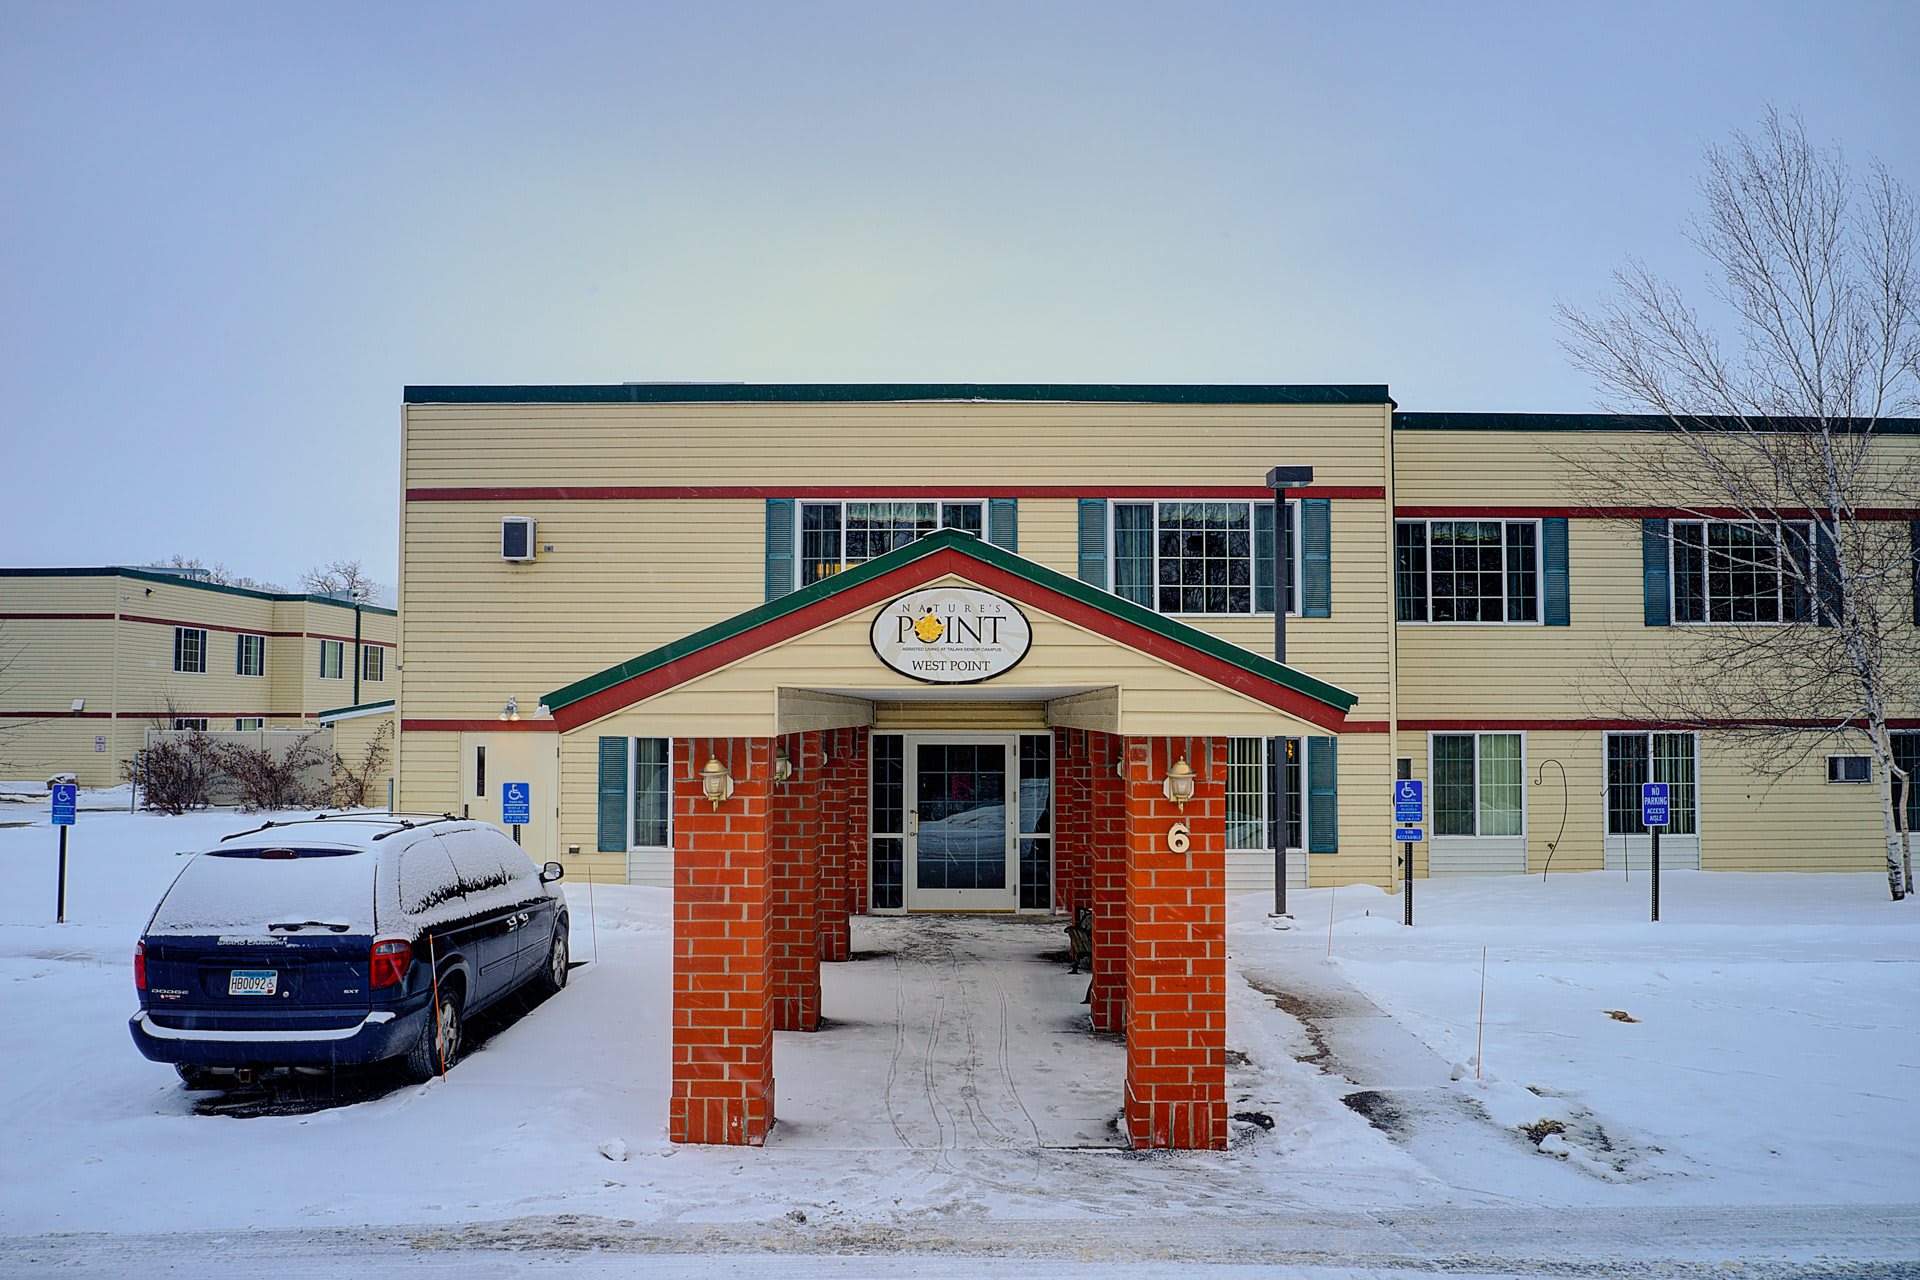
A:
[540,861,565,884]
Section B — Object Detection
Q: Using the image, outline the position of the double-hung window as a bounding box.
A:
[1670,520,1815,623]
[235,633,265,677]
[173,627,207,674]
[1112,500,1295,616]
[1396,520,1540,622]
[319,639,344,680]
[798,501,983,587]
[1430,732,1525,837]
[362,646,384,682]
[630,738,672,850]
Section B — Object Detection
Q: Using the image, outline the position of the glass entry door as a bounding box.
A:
[908,739,1015,911]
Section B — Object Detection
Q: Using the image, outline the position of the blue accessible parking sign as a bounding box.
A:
[502,782,531,826]
[1641,782,1670,828]
[1393,779,1424,825]
[50,783,77,827]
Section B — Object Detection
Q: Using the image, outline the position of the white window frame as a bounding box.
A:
[234,717,263,731]
[361,645,384,682]
[173,626,208,674]
[318,639,344,680]
[1826,755,1872,784]
[1668,519,1816,626]
[1225,736,1307,852]
[235,632,265,678]
[1427,731,1529,839]
[1603,730,1701,837]
[628,737,674,851]
[1394,519,1545,625]
[171,717,209,732]
[795,499,986,589]
[1109,499,1299,618]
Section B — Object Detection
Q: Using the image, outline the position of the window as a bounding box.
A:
[870,735,905,911]
[319,639,344,679]
[171,717,209,732]
[234,717,263,731]
[1827,755,1871,783]
[362,646,384,682]
[173,627,207,673]
[1396,521,1540,622]
[474,744,487,798]
[1112,500,1295,616]
[1018,735,1053,910]
[631,738,671,848]
[235,633,265,677]
[1670,520,1815,623]
[1431,733,1525,837]
[799,501,982,586]
[1606,733,1698,835]
[1894,733,1920,835]
[1226,737,1303,851]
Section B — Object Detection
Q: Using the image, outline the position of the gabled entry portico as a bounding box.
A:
[538,531,1358,1150]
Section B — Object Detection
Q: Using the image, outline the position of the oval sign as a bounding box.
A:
[870,587,1033,685]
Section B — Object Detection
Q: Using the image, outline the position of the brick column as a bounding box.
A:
[670,736,776,1146]
[1054,728,1094,914]
[1087,731,1128,1033]
[815,727,853,964]
[845,727,871,918]
[767,731,823,1032]
[1122,735,1229,1151]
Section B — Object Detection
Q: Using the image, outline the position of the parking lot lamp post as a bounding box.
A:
[1266,465,1313,918]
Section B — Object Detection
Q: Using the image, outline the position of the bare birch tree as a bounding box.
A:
[300,559,384,603]
[1557,108,1920,901]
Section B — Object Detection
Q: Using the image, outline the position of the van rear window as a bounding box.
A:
[150,849,375,935]
[207,847,357,859]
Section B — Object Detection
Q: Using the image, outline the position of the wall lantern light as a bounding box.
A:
[699,755,735,809]
[771,742,794,784]
[499,697,520,722]
[1163,756,1197,809]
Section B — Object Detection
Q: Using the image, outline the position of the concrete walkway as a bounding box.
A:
[771,914,1126,1150]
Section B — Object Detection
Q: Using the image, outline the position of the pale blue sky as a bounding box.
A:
[3,1,1917,589]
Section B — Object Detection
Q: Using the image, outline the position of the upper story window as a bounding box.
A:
[319,639,344,679]
[362,646,384,682]
[235,633,265,677]
[1111,500,1295,616]
[799,501,983,587]
[1671,520,1815,624]
[1396,520,1540,623]
[173,627,207,674]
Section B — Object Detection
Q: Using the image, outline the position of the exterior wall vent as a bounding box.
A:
[501,516,537,562]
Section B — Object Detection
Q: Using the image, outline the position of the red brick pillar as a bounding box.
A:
[767,731,823,1033]
[1122,736,1228,1151]
[845,727,871,918]
[816,727,852,964]
[670,735,775,1146]
[1087,730,1128,1033]
[1054,728,1093,914]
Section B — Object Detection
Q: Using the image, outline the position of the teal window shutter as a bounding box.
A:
[1254,501,1276,614]
[1077,498,1108,587]
[1642,519,1670,626]
[1814,524,1840,627]
[1542,517,1570,626]
[597,737,629,853]
[1301,498,1332,618]
[988,498,1018,552]
[765,499,795,602]
[1307,736,1338,853]
[1910,521,1919,625]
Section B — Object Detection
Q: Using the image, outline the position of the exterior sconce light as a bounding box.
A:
[1163,756,1197,809]
[699,756,735,809]
[499,697,520,722]
[771,742,794,784]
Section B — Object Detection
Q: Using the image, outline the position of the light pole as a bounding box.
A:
[351,587,365,705]
[1266,465,1312,917]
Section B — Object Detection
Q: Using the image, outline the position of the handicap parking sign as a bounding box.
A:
[502,782,531,826]
[51,784,77,827]
[1640,782,1670,828]
[1393,779,1424,824]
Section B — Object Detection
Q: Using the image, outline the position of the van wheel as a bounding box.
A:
[175,1064,219,1090]
[532,929,569,997]
[405,987,463,1082]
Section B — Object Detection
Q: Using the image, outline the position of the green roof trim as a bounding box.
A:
[317,698,396,722]
[407,382,1392,407]
[1394,411,1920,434]
[543,529,1359,717]
[0,567,397,615]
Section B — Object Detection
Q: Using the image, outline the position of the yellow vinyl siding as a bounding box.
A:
[329,711,396,806]
[872,701,1047,730]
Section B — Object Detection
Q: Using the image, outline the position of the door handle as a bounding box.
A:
[909,812,918,835]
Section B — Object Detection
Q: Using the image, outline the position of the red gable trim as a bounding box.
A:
[408,485,1388,503]
[549,547,1352,733]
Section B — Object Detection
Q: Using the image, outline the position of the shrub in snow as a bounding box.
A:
[123,733,219,814]
[213,731,332,812]
[327,720,392,809]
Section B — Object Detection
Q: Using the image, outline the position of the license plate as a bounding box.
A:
[228,969,278,996]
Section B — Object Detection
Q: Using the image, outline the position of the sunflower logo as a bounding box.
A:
[912,609,945,643]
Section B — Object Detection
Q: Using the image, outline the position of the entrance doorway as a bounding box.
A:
[875,732,1052,912]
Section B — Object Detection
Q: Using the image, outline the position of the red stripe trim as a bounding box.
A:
[1395,505,1920,521]
[0,711,317,720]
[402,718,558,732]
[549,546,1352,733]
[407,485,1388,502]
[1399,717,1920,731]
[0,612,393,647]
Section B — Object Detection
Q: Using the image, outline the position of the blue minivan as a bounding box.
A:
[130,815,568,1086]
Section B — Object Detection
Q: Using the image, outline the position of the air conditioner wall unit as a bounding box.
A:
[501,516,537,562]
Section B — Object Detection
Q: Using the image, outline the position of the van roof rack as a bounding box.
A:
[218,812,462,843]
[370,814,465,840]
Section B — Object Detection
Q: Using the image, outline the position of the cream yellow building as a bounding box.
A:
[0,567,397,787]
[393,385,1920,896]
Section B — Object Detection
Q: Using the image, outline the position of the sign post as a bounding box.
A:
[502,782,531,846]
[1394,780,1424,928]
[51,783,77,923]
[1640,782,1669,922]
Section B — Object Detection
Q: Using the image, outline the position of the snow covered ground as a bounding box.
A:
[1,795,1916,1274]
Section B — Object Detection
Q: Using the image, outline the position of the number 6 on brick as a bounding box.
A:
[1166,822,1191,855]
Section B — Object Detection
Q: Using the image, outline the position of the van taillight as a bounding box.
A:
[370,939,412,989]
[134,940,146,991]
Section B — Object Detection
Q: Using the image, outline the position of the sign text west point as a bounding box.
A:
[870,586,1035,685]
